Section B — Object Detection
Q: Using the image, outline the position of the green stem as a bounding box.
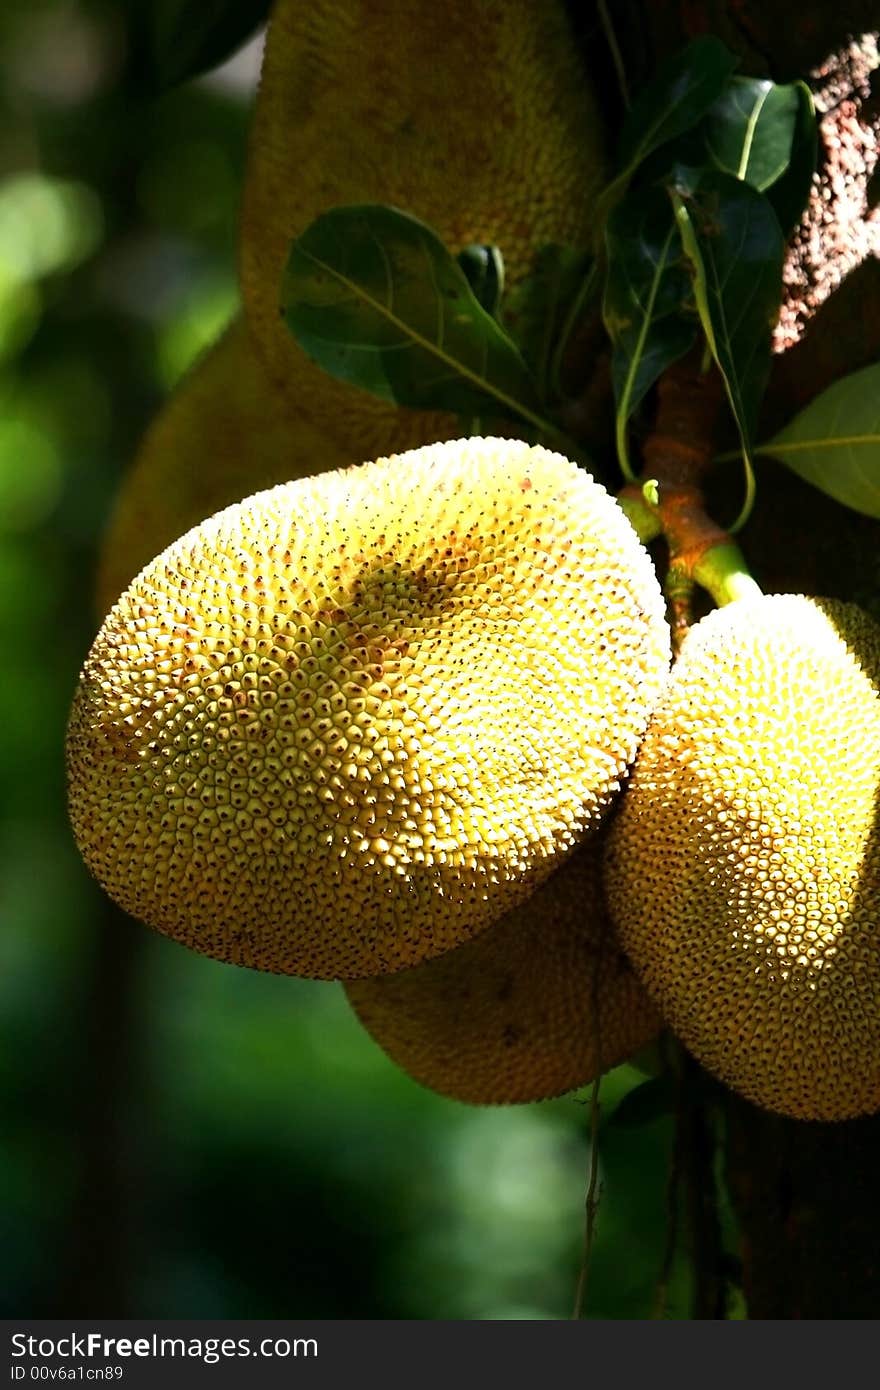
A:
[613,223,681,485]
[597,0,631,109]
[693,542,763,608]
[617,487,663,544]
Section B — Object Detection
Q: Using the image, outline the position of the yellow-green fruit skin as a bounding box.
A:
[239,0,604,457]
[346,834,661,1104]
[97,318,351,618]
[605,595,880,1123]
[67,437,670,981]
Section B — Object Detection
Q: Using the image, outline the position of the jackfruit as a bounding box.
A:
[97,318,350,617]
[67,437,670,980]
[345,834,661,1104]
[239,0,604,457]
[604,594,880,1123]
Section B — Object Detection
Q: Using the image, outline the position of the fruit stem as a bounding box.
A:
[664,562,697,654]
[694,543,763,609]
[617,487,662,544]
[618,352,761,623]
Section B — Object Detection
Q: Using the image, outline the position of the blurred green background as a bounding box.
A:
[1,0,703,1320]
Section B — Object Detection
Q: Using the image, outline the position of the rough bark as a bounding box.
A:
[725,1099,880,1318]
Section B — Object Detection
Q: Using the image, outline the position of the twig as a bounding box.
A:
[572,1072,603,1319]
[652,1034,683,1318]
[597,0,631,109]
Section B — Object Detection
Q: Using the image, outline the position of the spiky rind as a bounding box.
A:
[605,595,880,1122]
[346,835,661,1104]
[68,437,669,980]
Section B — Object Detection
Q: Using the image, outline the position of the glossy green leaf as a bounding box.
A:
[704,77,802,191]
[632,128,708,192]
[132,0,271,91]
[593,39,738,250]
[607,1076,676,1130]
[604,188,697,477]
[502,245,595,401]
[764,83,818,236]
[457,244,505,318]
[283,204,545,427]
[674,172,784,451]
[618,37,738,173]
[759,363,880,517]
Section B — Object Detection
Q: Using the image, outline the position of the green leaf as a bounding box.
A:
[674,172,784,451]
[593,39,738,251]
[758,363,880,517]
[632,128,708,192]
[502,245,595,402]
[283,204,547,428]
[604,187,698,479]
[456,244,505,318]
[764,83,817,236]
[132,0,271,91]
[607,1076,676,1130]
[704,77,802,191]
[618,37,739,173]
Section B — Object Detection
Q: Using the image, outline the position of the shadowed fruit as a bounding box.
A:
[605,594,880,1122]
[96,317,350,617]
[346,834,661,1104]
[67,437,670,980]
[239,0,604,457]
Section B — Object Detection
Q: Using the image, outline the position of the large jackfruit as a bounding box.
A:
[239,0,604,457]
[96,318,350,618]
[346,834,661,1104]
[67,437,670,981]
[605,594,880,1123]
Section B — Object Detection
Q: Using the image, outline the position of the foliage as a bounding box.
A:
[757,364,880,518]
[283,205,542,426]
[281,38,879,524]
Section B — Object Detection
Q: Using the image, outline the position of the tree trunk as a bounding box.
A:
[725,1098,880,1318]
